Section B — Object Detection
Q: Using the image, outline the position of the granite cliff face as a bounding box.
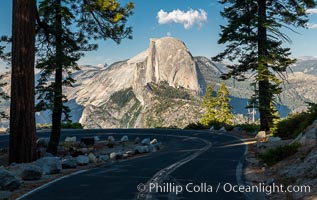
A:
[143,38,200,92]
[71,37,205,128]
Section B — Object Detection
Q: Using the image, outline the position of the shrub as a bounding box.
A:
[184,122,208,129]
[225,125,234,131]
[150,82,190,100]
[237,123,260,133]
[259,142,301,166]
[110,88,135,107]
[276,102,317,139]
[61,122,83,129]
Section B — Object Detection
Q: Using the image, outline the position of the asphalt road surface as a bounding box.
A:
[1,129,247,200]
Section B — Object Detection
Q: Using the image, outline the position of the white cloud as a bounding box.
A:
[308,23,317,29]
[166,32,172,36]
[157,9,207,29]
[306,8,317,14]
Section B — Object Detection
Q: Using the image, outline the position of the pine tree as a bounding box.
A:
[10,0,37,163]
[269,101,280,135]
[35,0,134,154]
[213,0,315,131]
[0,73,9,119]
[0,37,10,119]
[215,83,234,125]
[200,85,216,126]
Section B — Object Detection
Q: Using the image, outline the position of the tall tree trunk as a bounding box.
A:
[47,0,63,155]
[10,0,37,163]
[257,0,270,131]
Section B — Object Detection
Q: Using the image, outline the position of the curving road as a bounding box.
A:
[1,129,247,200]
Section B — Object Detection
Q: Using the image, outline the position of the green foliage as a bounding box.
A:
[36,123,52,129]
[213,0,315,131]
[128,106,142,128]
[0,38,10,119]
[215,83,234,125]
[200,85,216,126]
[0,36,10,63]
[119,98,141,128]
[225,125,234,131]
[259,143,301,166]
[200,83,233,127]
[276,102,317,139]
[35,0,134,122]
[0,76,8,119]
[269,101,280,135]
[184,122,208,130]
[110,87,135,107]
[36,122,83,129]
[61,122,83,129]
[150,82,190,100]
[237,123,260,133]
[146,115,164,128]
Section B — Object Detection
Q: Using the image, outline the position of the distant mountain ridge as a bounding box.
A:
[1,37,317,128]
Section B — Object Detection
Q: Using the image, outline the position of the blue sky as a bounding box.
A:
[1,0,317,69]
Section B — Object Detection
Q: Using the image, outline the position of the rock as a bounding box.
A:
[34,157,62,175]
[255,131,267,142]
[120,135,129,143]
[209,126,214,131]
[125,151,135,156]
[9,164,42,181]
[300,127,316,145]
[78,148,88,154]
[94,136,100,142]
[0,169,21,191]
[135,146,146,154]
[88,153,97,163]
[267,136,282,142]
[109,152,117,160]
[148,144,156,152]
[141,37,200,92]
[81,137,95,146]
[0,191,11,200]
[291,120,317,145]
[76,155,89,166]
[65,136,77,143]
[291,133,303,144]
[304,148,317,164]
[220,127,226,131]
[150,139,157,145]
[61,157,77,169]
[134,137,141,144]
[36,137,50,147]
[99,155,109,162]
[143,146,150,153]
[107,136,115,142]
[153,142,162,150]
[115,151,124,159]
[141,138,151,145]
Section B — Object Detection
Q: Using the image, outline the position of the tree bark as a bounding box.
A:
[257,0,270,131]
[10,0,37,163]
[47,0,63,155]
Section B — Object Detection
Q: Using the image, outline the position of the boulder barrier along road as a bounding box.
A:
[1,129,247,200]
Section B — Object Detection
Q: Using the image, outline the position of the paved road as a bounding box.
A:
[2,129,247,200]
